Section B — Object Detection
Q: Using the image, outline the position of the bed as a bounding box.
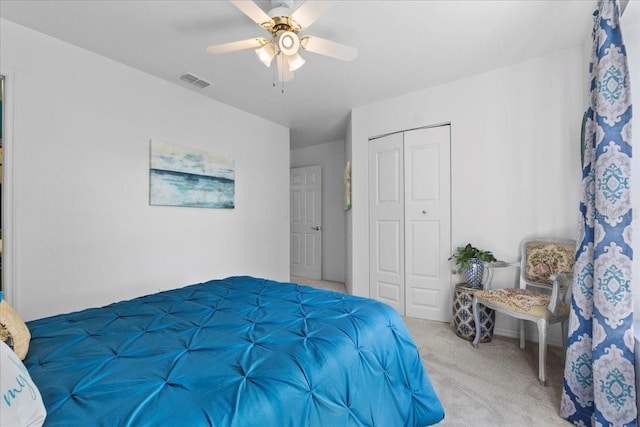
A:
[19,276,444,426]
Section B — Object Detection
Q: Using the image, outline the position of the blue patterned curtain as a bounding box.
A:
[561,1,635,425]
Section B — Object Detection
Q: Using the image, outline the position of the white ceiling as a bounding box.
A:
[0,0,608,149]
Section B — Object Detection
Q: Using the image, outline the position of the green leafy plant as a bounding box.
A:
[448,243,497,274]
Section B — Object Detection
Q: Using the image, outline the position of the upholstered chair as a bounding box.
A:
[471,238,576,385]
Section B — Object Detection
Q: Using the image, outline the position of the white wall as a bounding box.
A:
[291,140,346,283]
[349,46,584,344]
[1,19,291,321]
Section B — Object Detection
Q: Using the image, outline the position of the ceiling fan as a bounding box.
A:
[207,0,358,83]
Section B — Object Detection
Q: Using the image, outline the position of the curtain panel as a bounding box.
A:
[561,0,635,425]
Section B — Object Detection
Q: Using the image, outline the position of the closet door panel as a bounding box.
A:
[404,126,451,321]
[369,133,405,314]
[408,220,440,276]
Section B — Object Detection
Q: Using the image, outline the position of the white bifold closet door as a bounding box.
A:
[369,125,451,321]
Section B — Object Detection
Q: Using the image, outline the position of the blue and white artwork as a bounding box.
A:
[150,140,235,209]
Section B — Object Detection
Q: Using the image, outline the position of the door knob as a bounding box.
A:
[422,210,428,214]
[311,226,322,231]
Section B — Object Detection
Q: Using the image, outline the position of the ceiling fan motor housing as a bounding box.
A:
[266,15,301,33]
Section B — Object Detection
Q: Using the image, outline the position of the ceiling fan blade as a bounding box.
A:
[230,0,272,26]
[291,1,334,29]
[207,37,268,54]
[300,35,357,62]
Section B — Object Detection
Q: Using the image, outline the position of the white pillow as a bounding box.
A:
[1,341,46,427]
[0,291,31,360]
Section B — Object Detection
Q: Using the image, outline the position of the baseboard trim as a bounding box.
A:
[493,327,564,348]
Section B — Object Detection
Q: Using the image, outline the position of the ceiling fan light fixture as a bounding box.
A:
[287,52,305,72]
[278,31,299,56]
[255,42,276,67]
[276,53,294,82]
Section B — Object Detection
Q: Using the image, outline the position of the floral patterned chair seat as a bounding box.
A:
[472,238,576,385]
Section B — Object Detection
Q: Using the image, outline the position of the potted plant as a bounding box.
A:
[449,243,497,288]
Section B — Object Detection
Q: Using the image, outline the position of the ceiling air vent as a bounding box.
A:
[178,72,212,89]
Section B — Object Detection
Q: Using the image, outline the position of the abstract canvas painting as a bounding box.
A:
[150,140,235,208]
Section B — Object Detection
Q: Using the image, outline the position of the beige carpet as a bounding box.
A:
[405,317,569,426]
[292,276,570,426]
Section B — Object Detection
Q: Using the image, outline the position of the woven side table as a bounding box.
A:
[452,283,495,343]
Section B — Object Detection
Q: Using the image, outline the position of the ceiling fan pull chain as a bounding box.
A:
[279,53,285,94]
[273,53,278,87]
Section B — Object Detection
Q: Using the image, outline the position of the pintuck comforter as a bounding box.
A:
[23,276,444,426]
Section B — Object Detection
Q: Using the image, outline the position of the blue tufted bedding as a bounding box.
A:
[23,276,444,426]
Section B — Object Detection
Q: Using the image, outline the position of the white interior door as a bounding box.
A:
[290,166,322,279]
[369,133,405,313]
[404,126,451,321]
[369,125,451,320]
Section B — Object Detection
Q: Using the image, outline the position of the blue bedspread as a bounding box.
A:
[24,276,444,426]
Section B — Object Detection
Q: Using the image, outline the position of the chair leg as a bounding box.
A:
[560,320,568,365]
[519,319,526,349]
[536,318,548,386]
[472,296,481,348]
